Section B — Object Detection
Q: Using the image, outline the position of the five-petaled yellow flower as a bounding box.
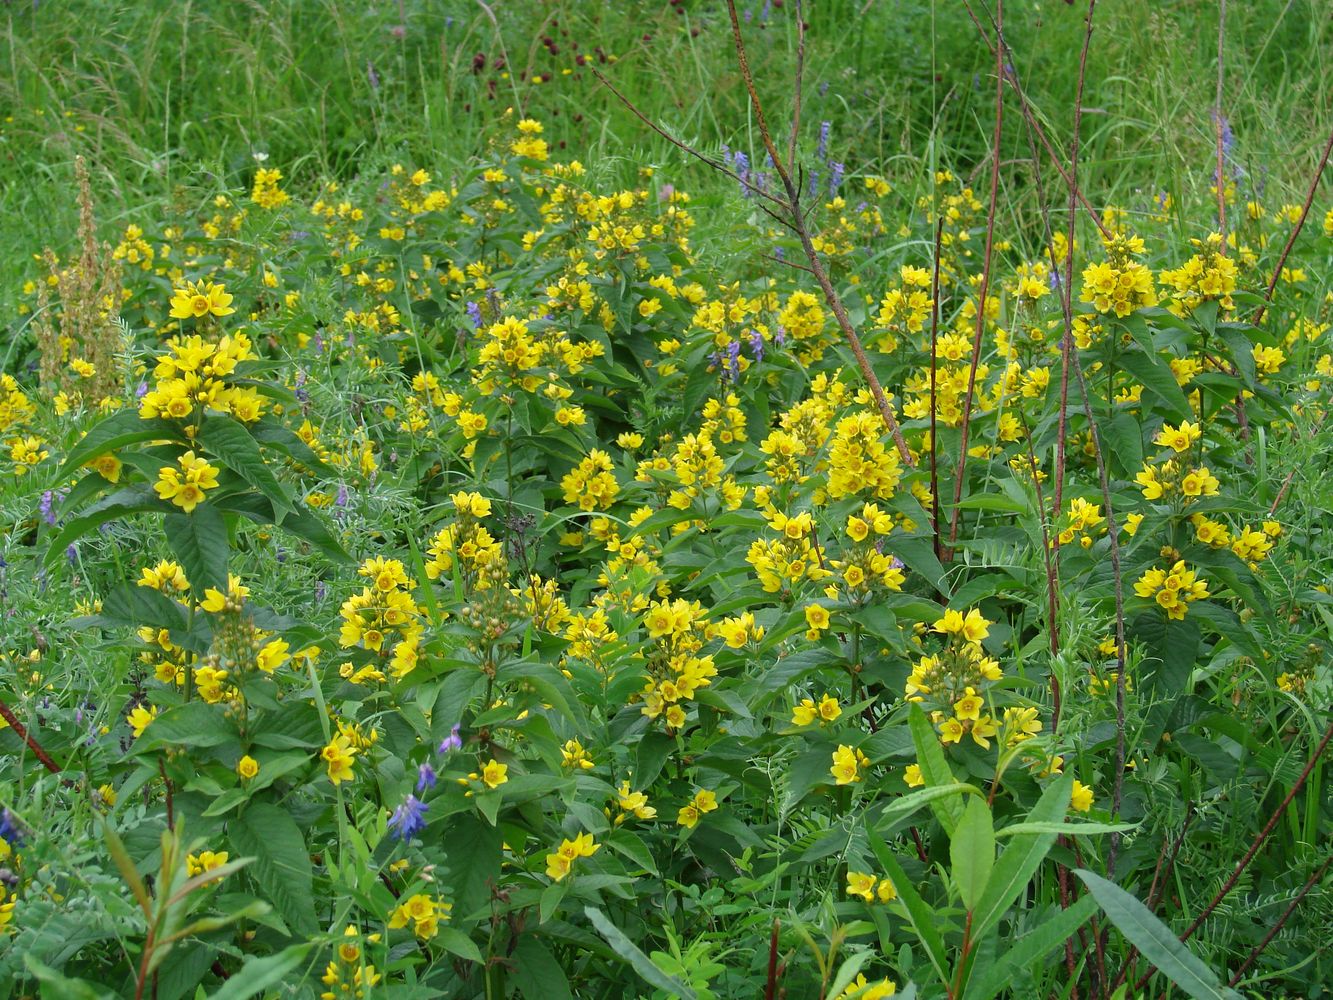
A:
[154,451,220,514]
[169,280,235,320]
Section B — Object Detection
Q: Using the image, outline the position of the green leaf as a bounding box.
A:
[970,771,1072,940]
[951,796,995,911]
[966,895,1099,1000]
[1074,869,1241,1000]
[877,783,982,832]
[163,505,230,596]
[22,955,118,1000]
[140,702,239,751]
[1117,348,1190,419]
[996,820,1138,837]
[46,484,164,564]
[448,815,503,922]
[511,935,575,1000]
[584,906,697,1000]
[196,416,292,522]
[886,536,951,596]
[908,704,963,836]
[229,802,317,937]
[205,942,314,1000]
[250,416,339,478]
[56,412,183,479]
[866,831,949,990]
[436,927,484,964]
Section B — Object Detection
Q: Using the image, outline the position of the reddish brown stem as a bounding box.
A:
[765,917,781,1000]
[0,696,62,774]
[1133,718,1333,992]
[1227,855,1331,987]
[1251,126,1333,326]
[948,0,1006,550]
[1214,0,1229,248]
[929,218,944,563]
[1052,0,1097,529]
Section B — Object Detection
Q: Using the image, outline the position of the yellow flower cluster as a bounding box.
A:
[425,491,505,591]
[139,327,264,424]
[1057,497,1105,548]
[1080,233,1157,317]
[320,926,382,1000]
[251,167,290,210]
[676,788,718,828]
[834,502,906,597]
[1133,560,1210,620]
[1135,459,1220,504]
[791,693,841,726]
[746,508,833,594]
[905,609,1006,746]
[545,832,600,881]
[831,744,870,784]
[638,598,717,730]
[826,411,902,500]
[846,870,898,904]
[388,893,451,940]
[561,450,620,511]
[153,451,220,514]
[1159,233,1239,314]
[338,557,424,678]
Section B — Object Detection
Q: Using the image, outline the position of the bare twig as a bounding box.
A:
[929,219,944,563]
[1214,0,1229,248]
[1053,0,1098,528]
[962,0,1112,242]
[1227,855,1332,986]
[1250,126,1333,326]
[1133,718,1333,991]
[948,0,1006,550]
[787,1,806,172]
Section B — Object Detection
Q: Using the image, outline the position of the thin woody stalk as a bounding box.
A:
[948,0,1005,550]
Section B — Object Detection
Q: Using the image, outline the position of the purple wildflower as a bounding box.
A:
[438,723,463,754]
[66,544,78,564]
[829,161,845,195]
[367,61,380,90]
[387,795,428,842]
[39,490,56,526]
[817,121,831,161]
[135,380,149,399]
[417,761,437,792]
[466,300,483,328]
[725,340,742,381]
[747,328,765,362]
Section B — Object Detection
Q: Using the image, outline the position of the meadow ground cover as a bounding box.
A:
[0,1,1331,997]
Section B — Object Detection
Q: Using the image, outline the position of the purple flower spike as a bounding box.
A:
[388,795,428,842]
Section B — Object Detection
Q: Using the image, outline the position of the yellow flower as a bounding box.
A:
[677,788,719,828]
[804,604,831,631]
[186,850,230,878]
[831,744,869,785]
[127,704,157,738]
[903,764,924,787]
[846,871,877,902]
[169,280,235,320]
[154,451,220,514]
[1070,780,1094,813]
[837,973,896,998]
[322,734,358,785]
[237,755,260,780]
[480,759,508,789]
[256,639,290,673]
